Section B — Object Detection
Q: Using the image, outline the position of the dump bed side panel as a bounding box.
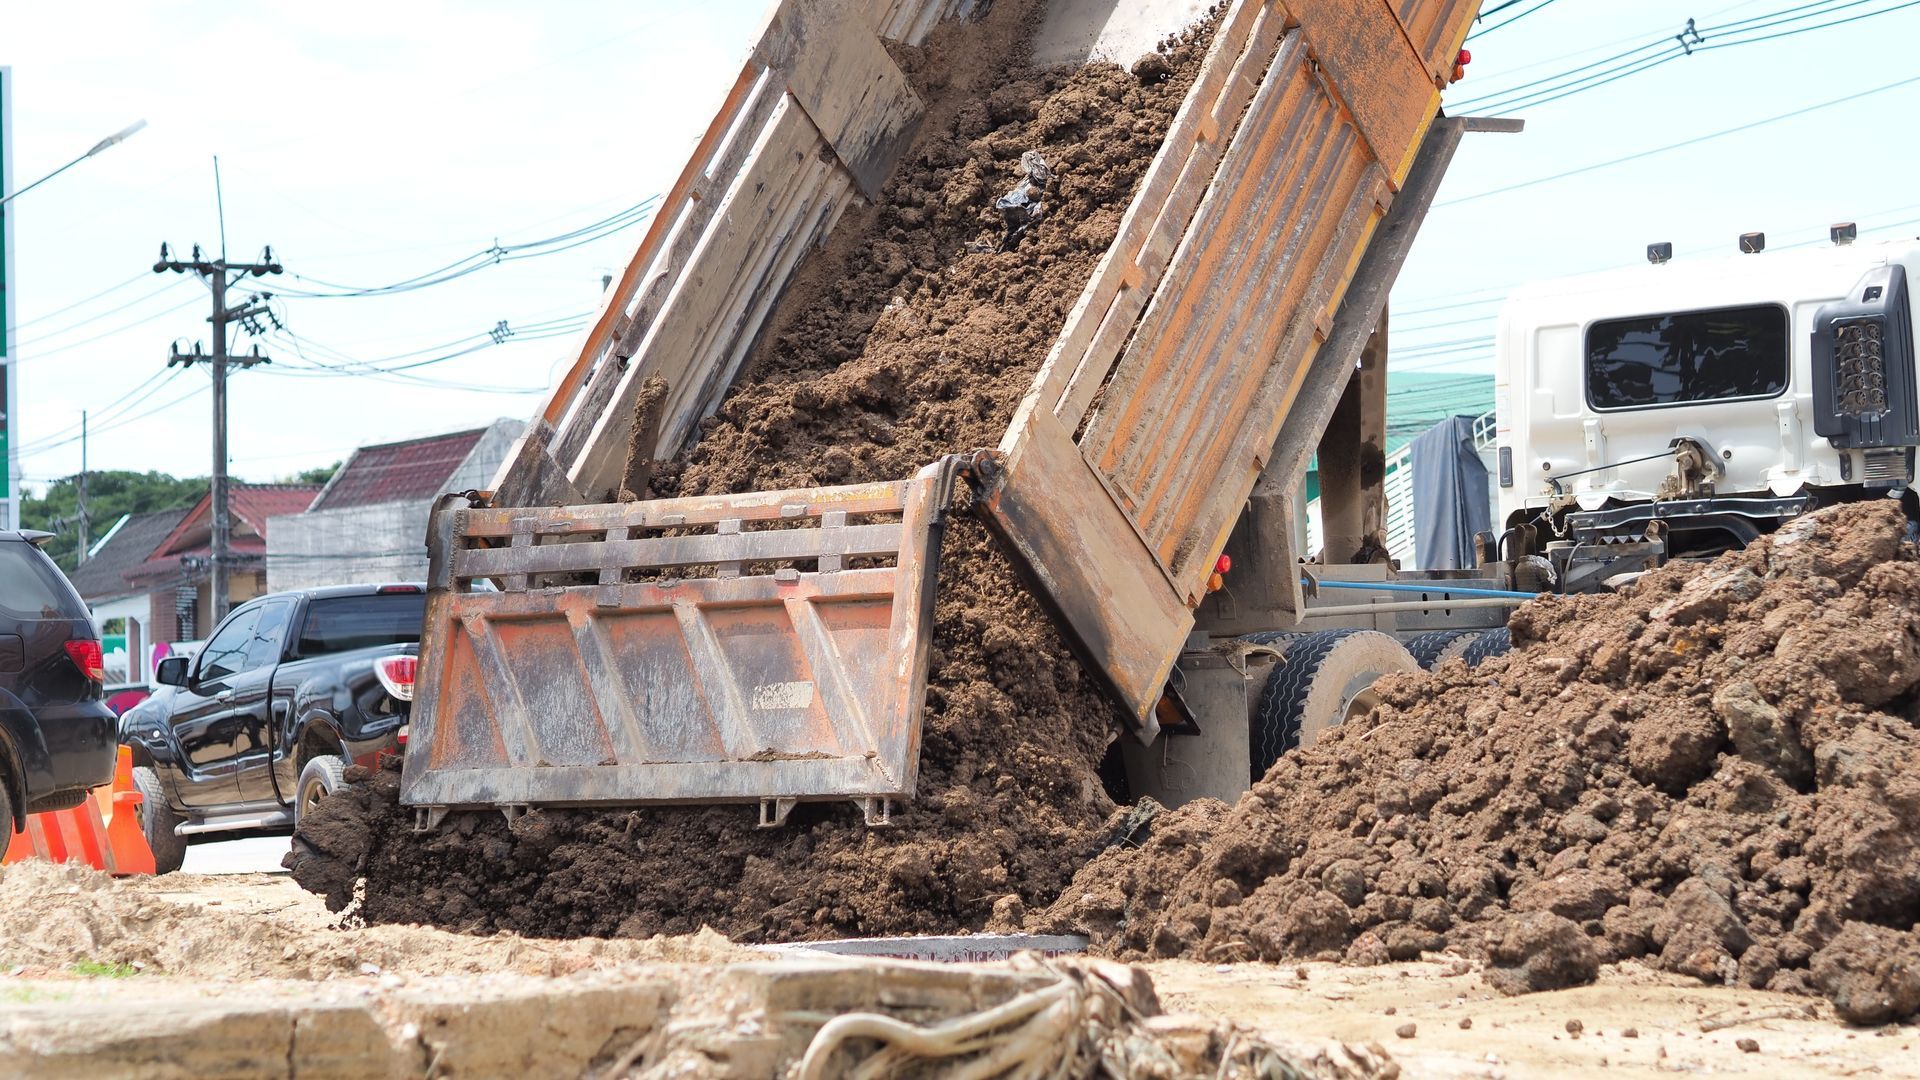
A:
[493,0,984,510]
[981,0,1478,727]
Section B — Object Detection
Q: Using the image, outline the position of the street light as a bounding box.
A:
[0,119,146,207]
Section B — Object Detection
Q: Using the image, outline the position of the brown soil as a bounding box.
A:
[1034,502,1920,1025]
[290,5,1216,942]
[0,859,745,980]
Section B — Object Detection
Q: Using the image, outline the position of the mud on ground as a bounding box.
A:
[290,3,1217,941]
[1035,502,1920,1025]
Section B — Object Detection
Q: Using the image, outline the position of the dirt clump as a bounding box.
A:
[291,6,1216,942]
[1035,502,1920,1024]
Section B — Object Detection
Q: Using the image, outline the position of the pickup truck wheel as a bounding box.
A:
[0,775,12,861]
[1251,629,1417,782]
[296,755,349,826]
[131,766,188,874]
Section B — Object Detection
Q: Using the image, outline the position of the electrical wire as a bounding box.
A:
[2,271,151,338]
[271,195,659,299]
[12,293,207,362]
[7,280,193,352]
[1469,0,1563,41]
[1441,71,1920,207]
[15,370,204,460]
[1451,0,1920,114]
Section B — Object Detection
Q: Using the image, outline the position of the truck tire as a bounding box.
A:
[1251,629,1417,782]
[0,774,12,862]
[1463,627,1513,666]
[1404,629,1481,670]
[296,755,349,827]
[131,766,188,875]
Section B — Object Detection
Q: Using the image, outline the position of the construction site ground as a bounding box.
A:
[3,857,1913,1078]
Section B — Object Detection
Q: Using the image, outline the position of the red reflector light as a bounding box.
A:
[378,585,422,594]
[64,639,106,681]
[374,655,417,701]
[1457,48,1472,67]
[1215,553,1233,575]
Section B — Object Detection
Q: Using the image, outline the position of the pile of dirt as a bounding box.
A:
[290,4,1216,941]
[1033,501,1920,1025]
[0,859,744,980]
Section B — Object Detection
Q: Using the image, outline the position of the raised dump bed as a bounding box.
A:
[400,0,1483,820]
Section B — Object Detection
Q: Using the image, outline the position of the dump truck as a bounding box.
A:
[1490,229,1920,592]
[399,0,1516,825]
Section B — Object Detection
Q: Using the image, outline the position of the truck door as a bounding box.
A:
[230,599,295,804]
[166,603,266,807]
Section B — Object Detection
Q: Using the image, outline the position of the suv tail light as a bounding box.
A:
[64,639,105,681]
[374,655,416,702]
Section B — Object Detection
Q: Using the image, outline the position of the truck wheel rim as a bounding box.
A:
[301,779,326,819]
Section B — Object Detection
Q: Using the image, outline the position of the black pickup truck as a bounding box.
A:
[118,583,422,872]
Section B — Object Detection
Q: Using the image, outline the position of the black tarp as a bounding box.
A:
[1411,414,1491,570]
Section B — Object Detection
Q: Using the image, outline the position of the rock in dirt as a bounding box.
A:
[291,1,1218,944]
[1034,502,1920,1024]
[1483,913,1599,996]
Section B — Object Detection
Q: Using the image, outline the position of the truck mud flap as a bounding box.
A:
[399,460,958,824]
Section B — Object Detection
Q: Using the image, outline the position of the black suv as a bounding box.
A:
[0,532,117,857]
[118,583,422,872]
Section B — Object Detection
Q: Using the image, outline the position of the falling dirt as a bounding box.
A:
[289,3,1217,942]
[1034,501,1920,1024]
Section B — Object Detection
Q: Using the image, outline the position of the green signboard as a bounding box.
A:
[1,65,13,503]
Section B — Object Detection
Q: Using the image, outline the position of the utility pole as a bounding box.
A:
[153,242,281,621]
[74,411,87,566]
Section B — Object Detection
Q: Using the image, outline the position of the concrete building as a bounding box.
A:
[266,419,523,592]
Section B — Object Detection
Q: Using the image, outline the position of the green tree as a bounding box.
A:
[291,461,341,485]
[21,471,209,572]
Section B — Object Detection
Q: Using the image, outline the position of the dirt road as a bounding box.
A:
[4,866,1912,1077]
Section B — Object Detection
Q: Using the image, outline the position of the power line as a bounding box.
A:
[15,372,205,459]
[13,293,205,361]
[2,271,150,338]
[1468,0,1563,41]
[7,280,192,352]
[1451,0,1920,113]
[1441,71,1920,207]
[271,195,660,299]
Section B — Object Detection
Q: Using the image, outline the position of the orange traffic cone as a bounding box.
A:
[2,747,155,876]
[101,747,156,875]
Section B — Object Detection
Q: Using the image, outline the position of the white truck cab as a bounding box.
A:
[1491,230,1919,587]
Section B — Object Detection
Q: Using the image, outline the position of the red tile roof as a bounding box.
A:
[135,484,323,580]
[232,485,323,529]
[311,428,487,512]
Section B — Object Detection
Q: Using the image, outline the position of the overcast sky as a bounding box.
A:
[4,0,1918,494]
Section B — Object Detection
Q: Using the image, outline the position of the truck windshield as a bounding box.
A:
[297,594,425,656]
[1585,303,1788,411]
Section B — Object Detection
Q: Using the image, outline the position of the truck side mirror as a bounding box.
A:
[155,656,190,687]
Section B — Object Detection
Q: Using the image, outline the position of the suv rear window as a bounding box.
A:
[296,594,425,656]
[0,540,88,619]
[1585,303,1789,411]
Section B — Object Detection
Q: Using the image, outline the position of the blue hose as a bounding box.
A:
[1307,578,1542,600]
